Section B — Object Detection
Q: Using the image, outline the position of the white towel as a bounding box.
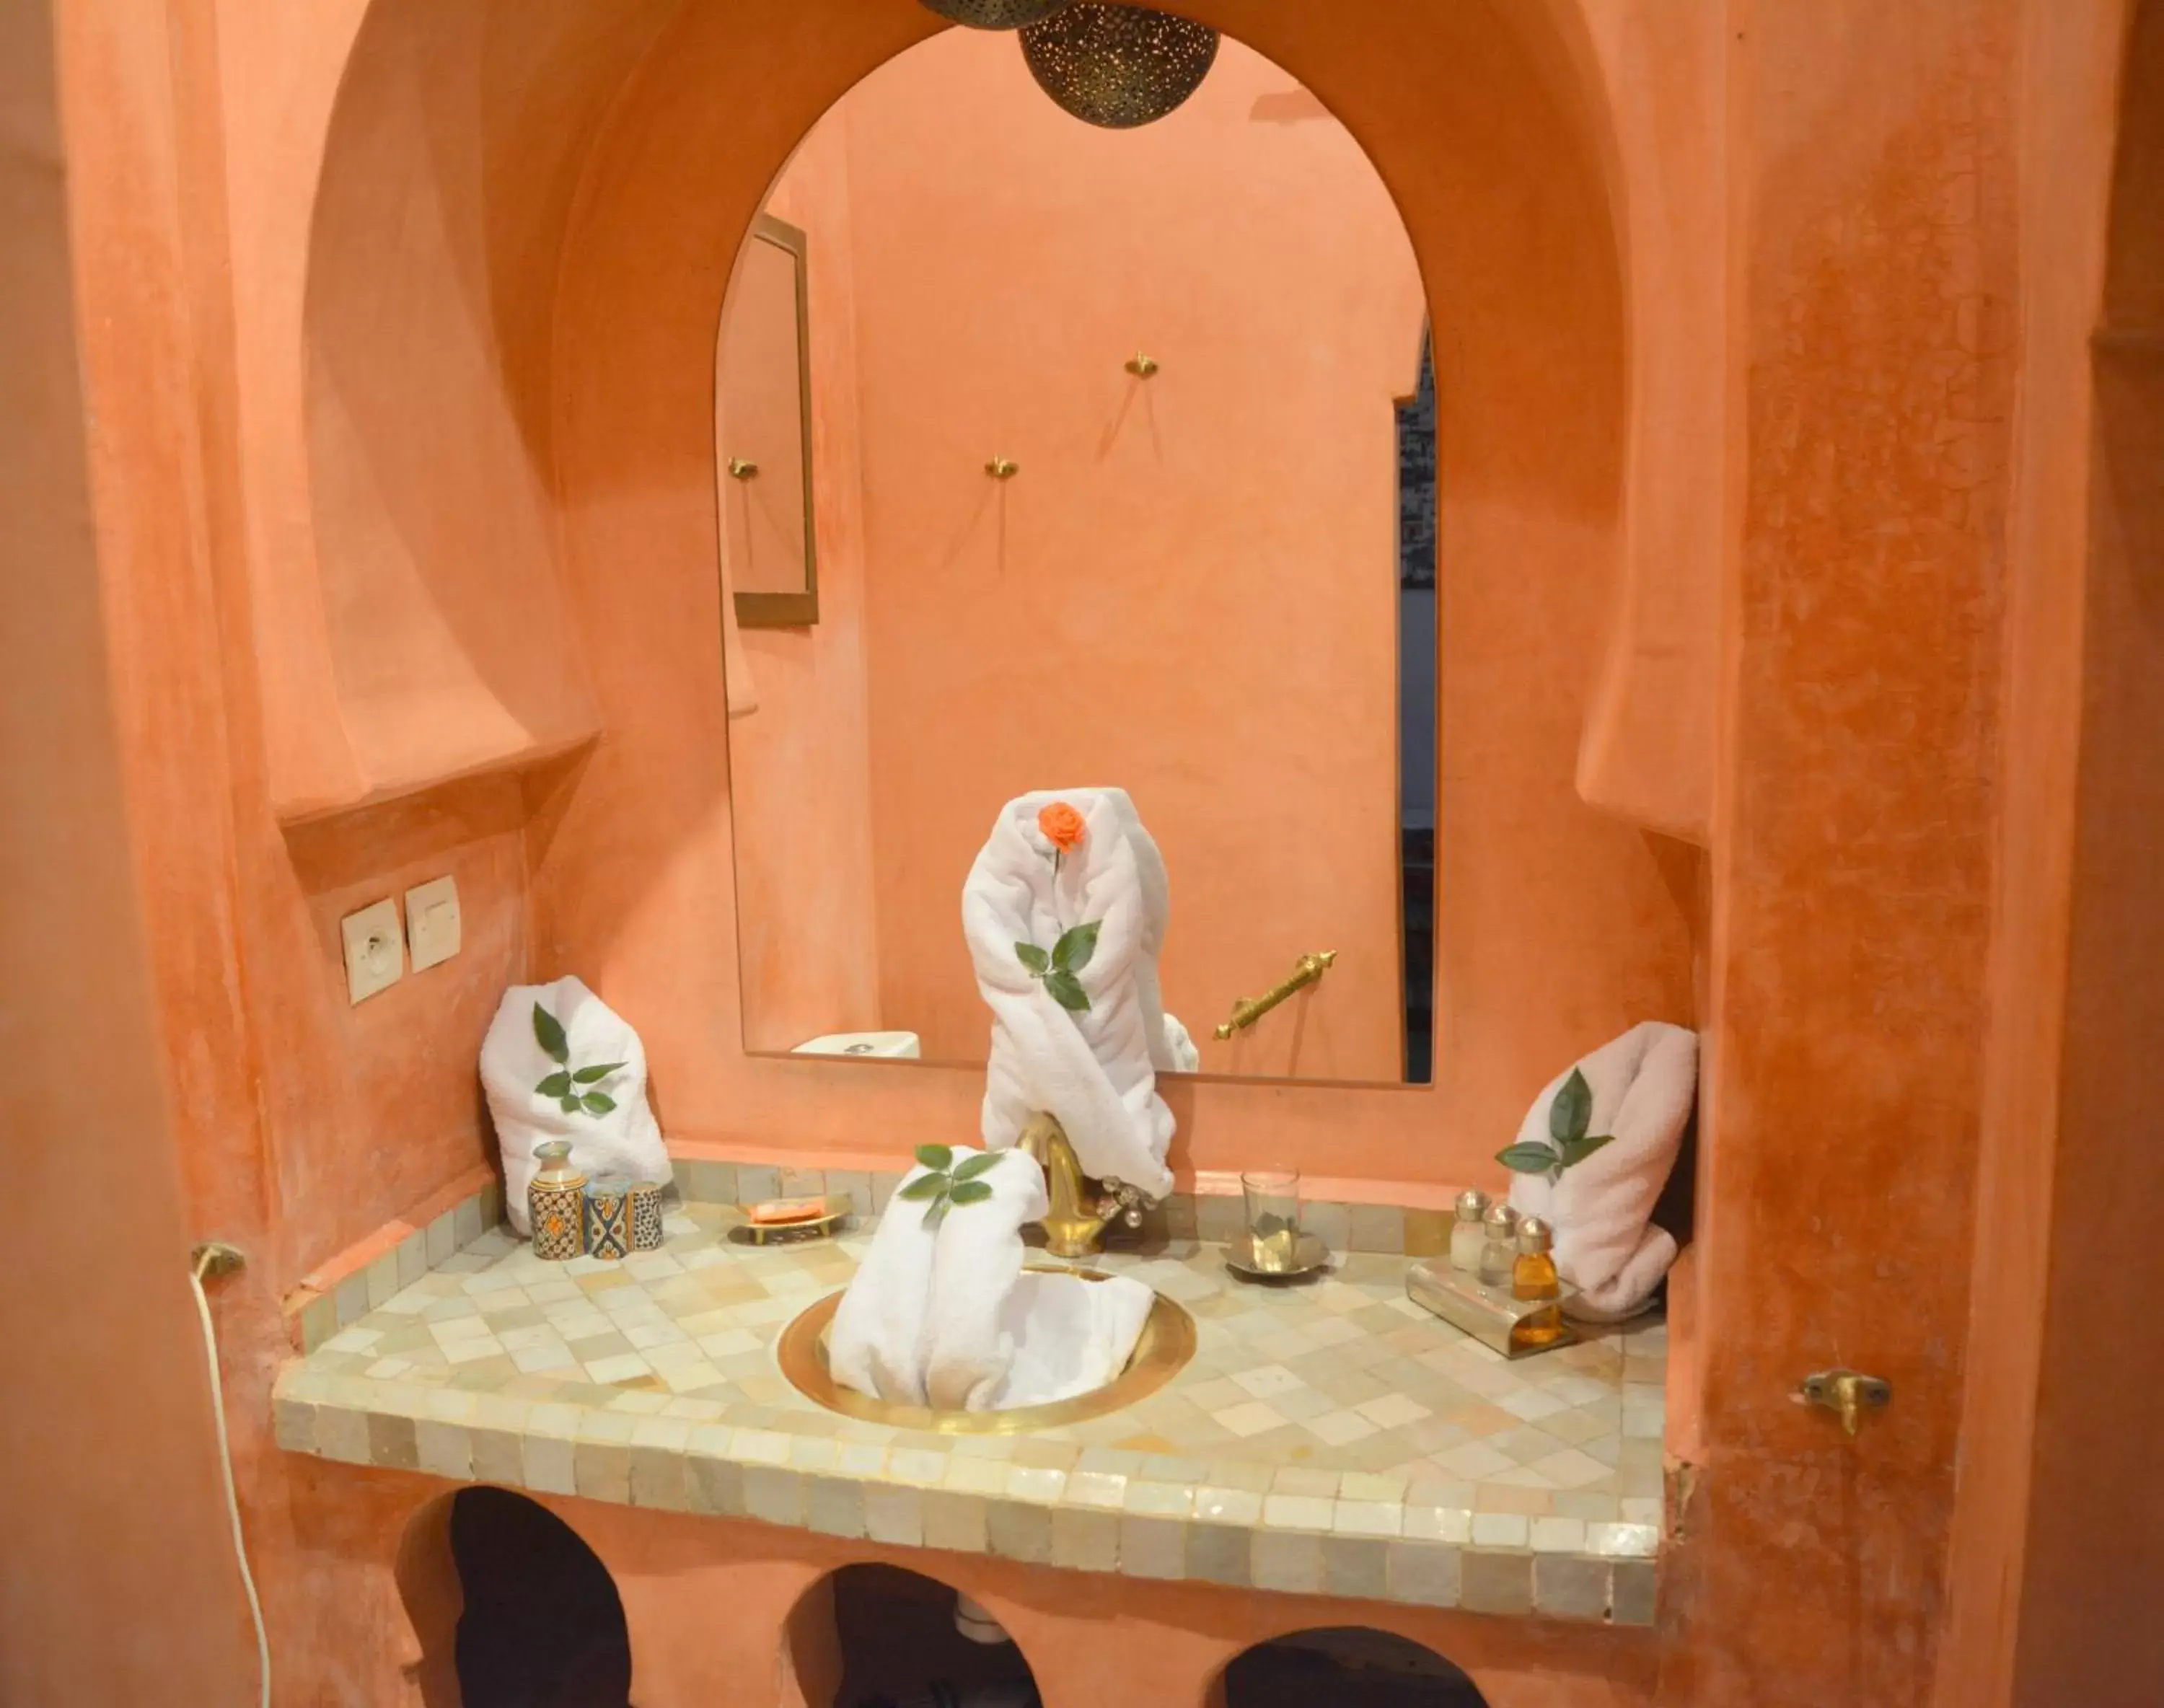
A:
[923,1147,1050,1412]
[1161,1013,1202,1073]
[964,789,1177,1200]
[989,1270,1155,1410]
[1506,1021,1699,1321]
[827,1158,945,1405]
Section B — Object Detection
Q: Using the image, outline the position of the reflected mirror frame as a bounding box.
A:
[729,213,820,628]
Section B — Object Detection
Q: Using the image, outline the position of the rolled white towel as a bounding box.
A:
[990,1272,1155,1409]
[828,1158,946,1406]
[1161,1013,1201,1073]
[1506,1021,1699,1321]
[923,1146,1050,1412]
[964,789,1177,1200]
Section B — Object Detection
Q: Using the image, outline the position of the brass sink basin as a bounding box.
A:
[775,1269,1197,1435]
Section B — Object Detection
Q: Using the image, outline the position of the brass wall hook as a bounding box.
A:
[727,458,760,480]
[986,457,1020,480]
[1797,1368,1892,1438]
[1214,950,1338,1040]
[1125,351,1160,379]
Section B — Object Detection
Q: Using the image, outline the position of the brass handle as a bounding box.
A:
[728,458,760,480]
[986,457,1020,480]
[1213,951,1338,1040]
[1797,1368,1892,1438]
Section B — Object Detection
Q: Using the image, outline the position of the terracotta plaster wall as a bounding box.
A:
[1950,2,2164,1700]
[1673,0,2018,1700]
[749,31,1422,1078]
[0,1,255,1697]
[538,0,1695,1187]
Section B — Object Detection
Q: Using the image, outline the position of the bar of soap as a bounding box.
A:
[748,1196,830,1226]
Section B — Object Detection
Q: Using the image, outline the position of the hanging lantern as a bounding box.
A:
[919,0,1077,29]
[1020,4,1220,130]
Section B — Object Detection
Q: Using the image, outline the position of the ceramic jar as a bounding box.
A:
[628,1179,666,1251]
[528,1140,586,1261]
[583,1175,633,1261]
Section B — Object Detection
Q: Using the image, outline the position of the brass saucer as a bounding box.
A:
[1225,1229,1332,1281]
[775,1269,1196,1435]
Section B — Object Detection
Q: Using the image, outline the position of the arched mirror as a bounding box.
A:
[717,24,1435,1086]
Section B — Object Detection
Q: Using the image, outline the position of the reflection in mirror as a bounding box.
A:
[718,214,817,625]
[718,27,1434,1086]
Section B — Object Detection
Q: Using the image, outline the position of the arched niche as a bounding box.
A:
[307,0,1692,1187]
[397,1487,633,1708]
[1218,1627,1489,1707]
[783,1563,1043,1707]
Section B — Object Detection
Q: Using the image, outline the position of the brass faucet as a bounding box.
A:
[1015,1112,1151,1258]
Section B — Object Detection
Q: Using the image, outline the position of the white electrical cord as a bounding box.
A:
[190,1251,271,1708]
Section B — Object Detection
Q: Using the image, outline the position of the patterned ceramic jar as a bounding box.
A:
[583,1175,633,1261]
[628,1179,666,1252]
[528,1140,586,1262]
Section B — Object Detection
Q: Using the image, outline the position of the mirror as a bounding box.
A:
[718,214,818,626]
[717,27,1433,1085]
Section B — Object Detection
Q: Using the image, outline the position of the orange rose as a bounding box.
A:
[1037,801,1086,854]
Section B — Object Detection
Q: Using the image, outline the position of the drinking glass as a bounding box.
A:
[1241,1170,1302,1273]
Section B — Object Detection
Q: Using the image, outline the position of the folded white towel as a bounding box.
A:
[1506,1021,1699,1321]
[964,789,1177,1200]
[923,1146,1050,1412]
[827,1158,945,1406]
[988,1270,1155,1410]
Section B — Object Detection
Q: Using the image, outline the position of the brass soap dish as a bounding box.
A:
[727,1208,848,1246]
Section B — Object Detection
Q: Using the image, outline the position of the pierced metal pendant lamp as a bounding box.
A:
[918,0,1077,29]
[1020,4,1220,130]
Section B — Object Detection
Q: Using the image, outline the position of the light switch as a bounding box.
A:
[340,898,405,1004]
[406,876,462,972]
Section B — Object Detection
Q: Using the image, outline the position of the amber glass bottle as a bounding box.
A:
[1512,1215,1568,1350]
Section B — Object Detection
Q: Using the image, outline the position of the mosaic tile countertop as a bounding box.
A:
[274,1204,1666,1625]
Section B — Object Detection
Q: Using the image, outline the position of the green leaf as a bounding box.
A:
[1044,969,1091,1013]
[949,1179,994,1206]
[532,1003,570,1065]
[914,1143,954,1171]
[1051,920,1101,974]
[897,1172,949,1202]
[535,1070,573,1098]
[573,1062,625,1084]
[1015,943,1051,975]
[1549,1068,1593,1146]
[1557,1132,1616,1171]
[559,1095,583,1116]
[581,1092,617,1116]
[951,1151,1003,1182]
[1496,1140,1561,1175]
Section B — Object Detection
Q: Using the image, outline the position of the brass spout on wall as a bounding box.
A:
[1213,950,1338,1040]
[1015,1111,1149,1258]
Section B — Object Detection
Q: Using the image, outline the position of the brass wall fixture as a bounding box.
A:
[986,457,1021,479]
[1213,950,1339,1040]
[726,458,759,480]
[1798,1368,1893,1438]
[920,0,1076,27]
[1125,351,1160,378]
[1020,4,1220,131]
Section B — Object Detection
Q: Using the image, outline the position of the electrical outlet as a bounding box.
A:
[341,898,405,1003]
[406,875,462,972]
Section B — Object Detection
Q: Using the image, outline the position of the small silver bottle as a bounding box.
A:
[1449,1188,1492,1273]
[1477,1200,1521,1287]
